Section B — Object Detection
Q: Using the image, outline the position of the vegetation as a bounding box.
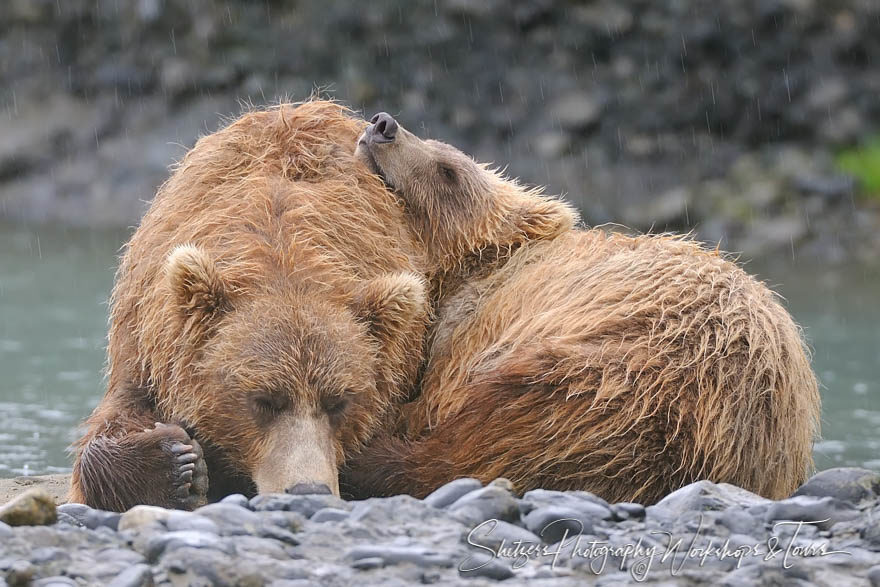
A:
[836,138,880,198]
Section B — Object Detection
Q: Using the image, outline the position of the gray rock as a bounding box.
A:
[466,518,541,550]
[868,565,880,587]
[256,523,301,546]
[349,556,385,570]
[0,521,12,539]
[523,506,594,544]
[30,547,69,564]
[259,511,306,532]
[520,488,612,514]
[716,507,759,535]
[165,511,221,534]
[220,494,251,508]
[56,503,93,526]
[158,547,266,586]
[611,502,645,521]
[346,545,454,568]
[765,495,860,530]
[118,505,171,532]
[861,518,880,550]
[458,552,515,580]
[310,507,350,523]
[233,535,292,560]
[107,564,154,587]
[84,509,122,531]
[145,530,231,561]
[195,503,262,535]
[448,485,521,526]
[423,478,483,509]
[32,578,77,587]
[250,493,350,518]
[648,481,769,523]
[793,467,880,505]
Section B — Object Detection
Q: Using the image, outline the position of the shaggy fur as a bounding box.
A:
[344,120,821,504]
[70,101,433,510]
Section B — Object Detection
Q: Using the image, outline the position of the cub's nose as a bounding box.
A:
[285,482,332,495]
[369,112,398,143]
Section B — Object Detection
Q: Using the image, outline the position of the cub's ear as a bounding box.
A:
[352,272,429,344]
[514,197,579,242]
[164,244,231,324]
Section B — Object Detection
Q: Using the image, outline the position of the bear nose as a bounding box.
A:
[369,112,398,143]
[285,482,332,495]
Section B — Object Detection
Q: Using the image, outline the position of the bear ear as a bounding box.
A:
[165,244,231,323]
[352,272,429,344]
[514,197,579,242]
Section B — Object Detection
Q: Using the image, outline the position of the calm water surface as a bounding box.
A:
[0,224,877,477]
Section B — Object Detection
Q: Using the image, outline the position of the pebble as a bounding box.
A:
[520,488,612,514]
[310,507,350,523]
[195,503,262,535]
[346,545,454,568]
[165,511,221,534]
[458,553,515,581]
[118,505,171,532]
[423,478,483,509]
[523,505,594,543]
[648,480,768,523]
[220,494,251,508]
[868,565,880,587]
[793,467,880,505]
[764,495,860,530]
[467,518,541,550]
[145,530,230,561]
[448,485,521,526]
[0,489,57,527]
[107,564,154,587]
[250,494,350,518]
[32,578,77,587]
[611,502,645,521]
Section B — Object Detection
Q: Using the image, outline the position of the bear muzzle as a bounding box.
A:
[252,413,340,497]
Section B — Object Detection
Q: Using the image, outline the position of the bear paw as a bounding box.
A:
[149,422,210,510]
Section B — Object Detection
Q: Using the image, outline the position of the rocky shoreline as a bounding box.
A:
[0,468,878,586]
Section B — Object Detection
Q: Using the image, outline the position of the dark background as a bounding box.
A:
[2,0,879,261]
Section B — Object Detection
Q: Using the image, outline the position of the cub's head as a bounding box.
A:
[160,245,427,497]
[355,112,578,270]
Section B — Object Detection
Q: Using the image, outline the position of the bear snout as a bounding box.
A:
[368,112,398,143]
[285,482,332,495]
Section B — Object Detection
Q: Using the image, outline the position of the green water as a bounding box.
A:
[0,224,877,477]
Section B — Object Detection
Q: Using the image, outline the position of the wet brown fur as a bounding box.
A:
[344,126,821,504]
[70,101,434,510]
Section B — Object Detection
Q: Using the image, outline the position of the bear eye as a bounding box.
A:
[250,393,289,419]
[321,395,349,417]
[438,164,457,182]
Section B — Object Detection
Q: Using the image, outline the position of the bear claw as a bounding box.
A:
[150,425,209,511]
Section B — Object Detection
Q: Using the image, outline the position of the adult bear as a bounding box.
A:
[69,101,573,512]
[344,113,821,504]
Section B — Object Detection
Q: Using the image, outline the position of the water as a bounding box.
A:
[0,224,878,477]
[0,224,125,477]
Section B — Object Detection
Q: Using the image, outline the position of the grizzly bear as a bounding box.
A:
[69,101,573,512]
[343,113,821,504]
[68,101,436,511]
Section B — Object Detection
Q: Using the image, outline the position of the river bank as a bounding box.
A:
[1,468,878,585]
